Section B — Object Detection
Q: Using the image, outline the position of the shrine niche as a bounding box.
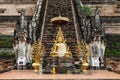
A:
[0,8,6,13]
[16,8,26,13]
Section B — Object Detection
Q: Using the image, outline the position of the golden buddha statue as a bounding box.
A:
[50,27,72,58]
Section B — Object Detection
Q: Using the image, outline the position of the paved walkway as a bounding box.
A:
[0,70,120,79]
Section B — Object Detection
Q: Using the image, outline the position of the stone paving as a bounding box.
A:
[0,70,120,79]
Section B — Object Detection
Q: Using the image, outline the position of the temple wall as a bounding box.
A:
[101,17,120,34]
[0,16,32,35]
[103,25,120,34]
[0,0,120,35]
[82,1,120,35]
[0,22,15,35]
[0,4,35,16]
[0,1,36,35]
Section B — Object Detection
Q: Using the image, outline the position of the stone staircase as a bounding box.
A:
[41,0,78,58]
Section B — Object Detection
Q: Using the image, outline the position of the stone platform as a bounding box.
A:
[0,70,120,79]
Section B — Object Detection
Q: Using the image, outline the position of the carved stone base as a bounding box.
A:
[43,56,75,74]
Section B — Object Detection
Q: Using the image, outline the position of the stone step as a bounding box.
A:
[41,0,78,58]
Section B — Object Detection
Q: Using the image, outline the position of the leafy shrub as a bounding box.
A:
[105,35,120,57]
[0,36,13,48]
[0,50,15,57]
[82,5,93,16]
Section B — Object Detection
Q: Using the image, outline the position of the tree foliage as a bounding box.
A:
[0,50,15,57]
[105,35,120,57]
[82,5,93,16]
[0,36,13,48]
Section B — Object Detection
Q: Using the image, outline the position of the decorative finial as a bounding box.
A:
[80,40,89,74]
[51,16,69,25]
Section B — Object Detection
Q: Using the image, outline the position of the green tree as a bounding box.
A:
[82,5,93,16]
[0,36,13,48]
